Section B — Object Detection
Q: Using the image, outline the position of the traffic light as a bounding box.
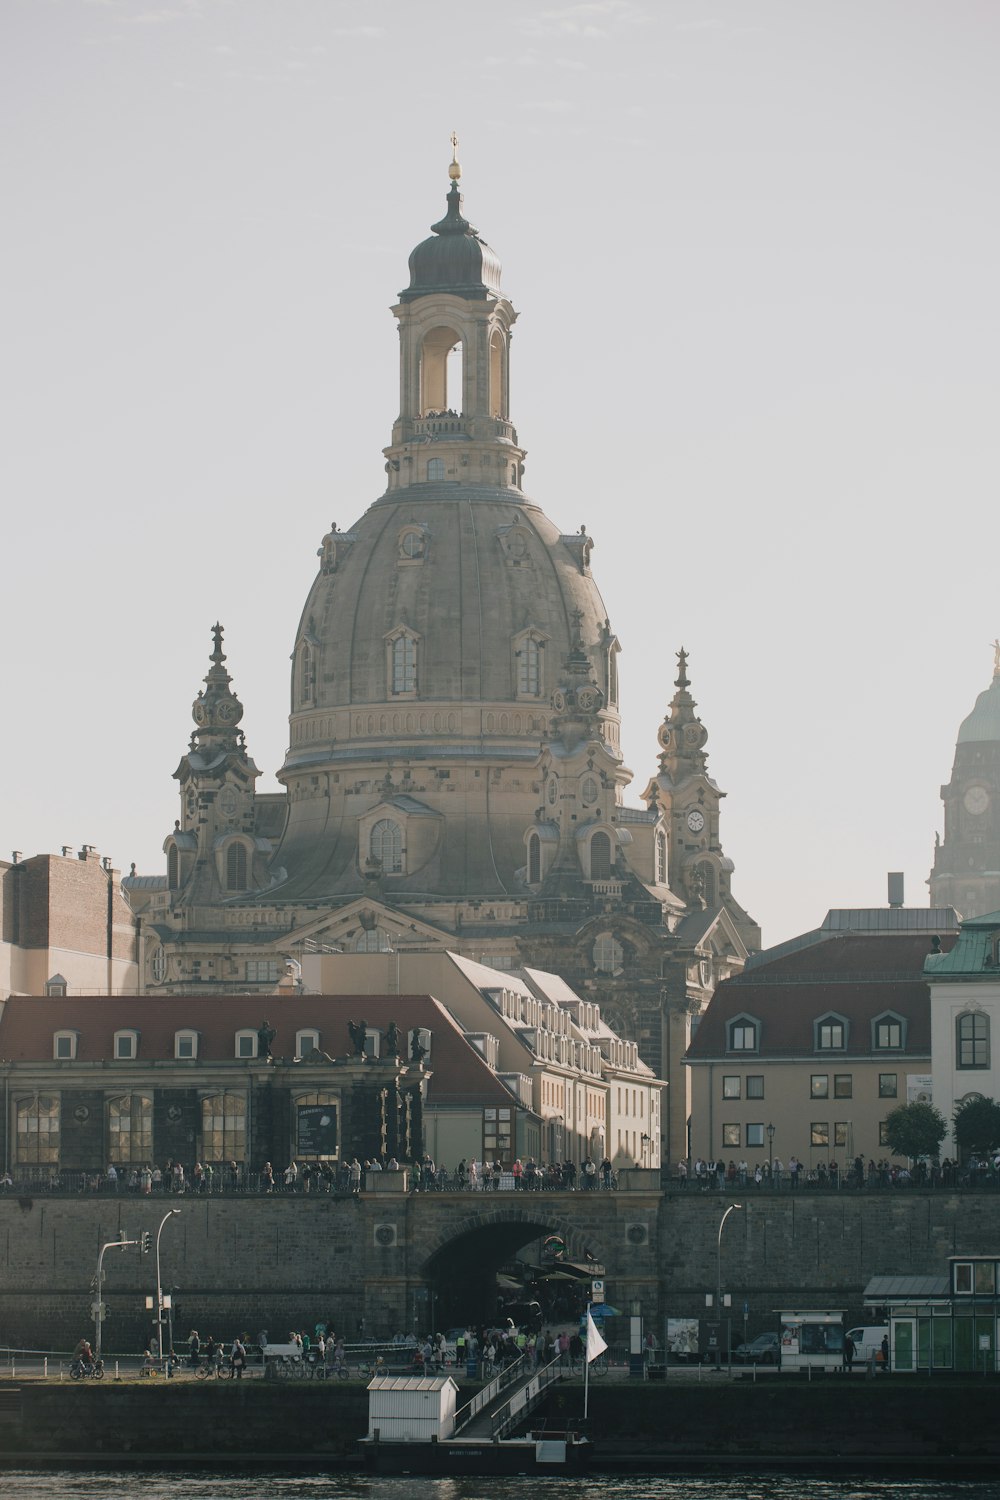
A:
[141,1231,152,1254]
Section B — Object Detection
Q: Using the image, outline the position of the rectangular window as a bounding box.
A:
[818,1021,844,1050]
[953,1262,973,1294]
[723,1124,741,1148]
[176,1035,196,1059]
[879,1121,890,1146]
[236,1035,256,1058]
[879,1073,897,1098]
[810,1074,829,1098]
[246,960,281,983]
[810,1121,829,1148]
[731,1024,756,1051]
[957,1013,989,1069]
[876,1020,902,1049]
[834,1074,852,1099]
[746,1075,764,1099]
[834,1122,850,1148]
[115,1035,135,1060]
[746,1123,764,1147]
[723,1076,741,1099]
[55,1035,74,1060]
[975,1261,996,1295]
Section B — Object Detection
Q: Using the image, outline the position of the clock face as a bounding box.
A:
[964,786,990,816]
[686,809,706,833]
[219,787,239,819]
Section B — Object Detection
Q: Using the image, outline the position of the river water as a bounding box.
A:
[0,1476,997,1500]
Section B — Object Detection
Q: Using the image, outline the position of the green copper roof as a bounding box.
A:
[925,910,1000,975]
[958,674,1000,743]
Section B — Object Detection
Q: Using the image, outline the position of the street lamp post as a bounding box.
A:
[766,1123,775,1175]
[716,1203,743,1369]
[155,1209,181,1364]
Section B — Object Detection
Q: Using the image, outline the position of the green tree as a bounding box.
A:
[883,1101,947,1161]
[953,1096,1000,1156]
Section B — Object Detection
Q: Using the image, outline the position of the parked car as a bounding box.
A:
[733,1332,780,1364]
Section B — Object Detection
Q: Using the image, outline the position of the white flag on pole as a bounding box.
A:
[585,1308,608,1363]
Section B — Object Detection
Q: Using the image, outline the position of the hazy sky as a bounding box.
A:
[3,0,998,948]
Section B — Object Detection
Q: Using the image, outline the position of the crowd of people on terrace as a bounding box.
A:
[674,1154,999,1189]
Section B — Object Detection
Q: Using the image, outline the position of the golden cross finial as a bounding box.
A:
[449,131,461,181]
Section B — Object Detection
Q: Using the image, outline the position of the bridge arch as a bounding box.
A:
[417,1206,606,1332]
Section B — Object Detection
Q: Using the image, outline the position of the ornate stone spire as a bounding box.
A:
[548,610,605,749]
[656,647,707,779]
[190,623,245,747]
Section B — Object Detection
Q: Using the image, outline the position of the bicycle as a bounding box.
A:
[197,1357,231,1379]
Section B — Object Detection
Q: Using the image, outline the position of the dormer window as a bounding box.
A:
[175,1030,199,1060]
[296,1030,320,1058]
[44,975,68,997]
[235,1030,258,1060]
[727,1015,759,1053]
[589,831,612,881]
[815,1014,848,1051]
[398,525,427,561]
[370,820,402,875]
[114,1030,139,1061]
[226,842,248,892]
[53,1031,78,1061]
[872,1012,906,1050]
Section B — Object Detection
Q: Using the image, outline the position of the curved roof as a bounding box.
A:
[402,183,502,302]
[958,673,1000,744]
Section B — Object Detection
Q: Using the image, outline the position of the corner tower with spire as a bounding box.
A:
[930,644,1000,918]
[163,624,269,904]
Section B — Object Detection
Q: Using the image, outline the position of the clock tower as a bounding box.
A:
[929,649,1000,918]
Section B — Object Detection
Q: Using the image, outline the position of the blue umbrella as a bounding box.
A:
[585,1303,620,1320]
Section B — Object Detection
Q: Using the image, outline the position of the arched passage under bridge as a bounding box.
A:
[418,1206,608,1332]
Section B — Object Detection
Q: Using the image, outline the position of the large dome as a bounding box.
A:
[268,175,623,903]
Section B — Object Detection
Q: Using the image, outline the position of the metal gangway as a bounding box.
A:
[452,1353,565,1440]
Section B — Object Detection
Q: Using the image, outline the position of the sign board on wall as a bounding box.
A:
[591,1278,605,1303]
[296,1104,338,1156]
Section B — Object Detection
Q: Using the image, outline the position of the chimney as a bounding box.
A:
[887,872,905,908]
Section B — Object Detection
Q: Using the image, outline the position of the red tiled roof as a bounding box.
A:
[0,993,516,1106]
[686,934,954,1061]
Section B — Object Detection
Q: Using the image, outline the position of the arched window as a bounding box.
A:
[298,641,315,703]
[656,833,667,884]
[15,1095,59,1165]
[427,458,446,482]
[226,842,248,891]
[370,819,402,873]
[957,1012,990,1070]
[528,832,541,885]
[420,326,462,413]
[519,637,541,697]
[698,862,717,905]
[590,831,612,881]
[296,1030,321,1058]
[167,845,179,890]
[592,932,624,975]
[201,1093,246,1162]
[391,635,416,695]
[108,1094,152,1164]
[489,329,506,418]
[608,647,619,706]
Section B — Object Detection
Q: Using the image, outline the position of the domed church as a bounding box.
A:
[129,153,760,1161]
[929,646,1000,918]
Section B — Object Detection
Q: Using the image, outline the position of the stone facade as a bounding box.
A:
[1,1188,999,1354]
[126,161,760,1168]
[929,658,1000,918]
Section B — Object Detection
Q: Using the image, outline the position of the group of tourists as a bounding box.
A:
[677,1153,1000,1190]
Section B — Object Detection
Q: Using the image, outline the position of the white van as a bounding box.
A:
[847,1325,887,1363]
